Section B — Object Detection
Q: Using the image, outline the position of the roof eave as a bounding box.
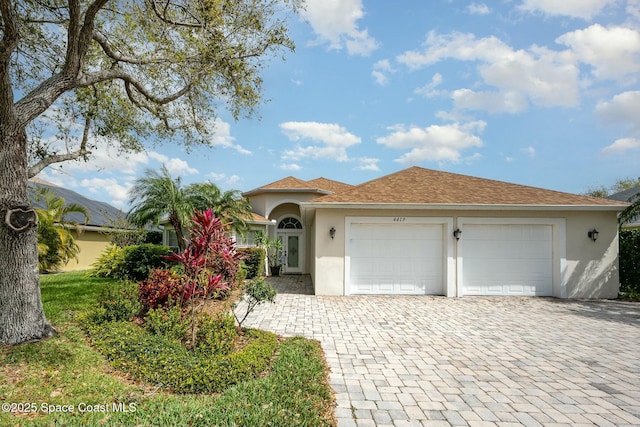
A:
[300,202,629,212]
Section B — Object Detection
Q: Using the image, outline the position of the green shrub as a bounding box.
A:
[87,244,172,280]
[620,229,640,294]
[91,281,141,323]
[86,245,127,279]
[235,277,277,328]
[196,313,237,355]
[239,247,266,279]
[122,244,172,281]
[145,305,189,342]
[83,319,278,394]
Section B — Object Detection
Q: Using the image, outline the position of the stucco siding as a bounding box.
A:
[312,208,620,298]
[60,230,111,272]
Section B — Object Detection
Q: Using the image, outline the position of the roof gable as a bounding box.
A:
[313,167,629,207]
[258,176,311,190]
[244,176,353,197]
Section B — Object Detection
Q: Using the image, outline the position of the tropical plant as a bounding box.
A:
[619,194,640,228]
[163,209,244,342]
[187,182,253,236]
[254,230,283,269]
[128,167,254,251]
[33,189,89,273]
[128,166,195,251]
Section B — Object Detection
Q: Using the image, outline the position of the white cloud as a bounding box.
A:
[518,0,618,20]
[147,151,198,176]
[376,121,486,164]
[280,121,361,162]
[596,90,640,133]
[79,177,133,208]
[205,172,243,187]
[451,88,529,113]
[205,118,252,155]
[466,3,491,15]
[397,31,580,113]
[301,0,378,56]
[556,24,640,84]
[355,157,380,171]
[279,163,302,171]
[521,146,536,157]
[602,138,640,155]
[414,73,446,98]
[372,59,396,86]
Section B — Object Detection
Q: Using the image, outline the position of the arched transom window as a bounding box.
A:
[277,217,303,229]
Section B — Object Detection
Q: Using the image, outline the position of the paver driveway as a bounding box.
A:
[243,276,640,427]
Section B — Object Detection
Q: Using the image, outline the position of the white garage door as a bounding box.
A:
[349,223,444,295]
[462,224,553,296]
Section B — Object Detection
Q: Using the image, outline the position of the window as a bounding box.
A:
[165,229,179,250]
[277,217,302,229]
[235,227,263,247]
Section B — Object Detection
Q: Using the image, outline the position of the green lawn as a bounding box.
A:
[0,272,335,427]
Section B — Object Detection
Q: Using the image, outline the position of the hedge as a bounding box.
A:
[620,229,640,293]
[239,247,266,279]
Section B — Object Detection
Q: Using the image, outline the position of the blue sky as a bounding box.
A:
[38,0,640,208]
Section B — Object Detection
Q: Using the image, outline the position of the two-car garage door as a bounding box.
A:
[347,218,557,297]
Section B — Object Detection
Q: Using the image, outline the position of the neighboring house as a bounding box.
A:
[608,186,640,229]
[244,166,629,299]
[29,179,127,271]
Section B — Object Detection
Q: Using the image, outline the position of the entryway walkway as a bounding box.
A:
[244,285,640,427]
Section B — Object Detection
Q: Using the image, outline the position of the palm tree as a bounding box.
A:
[187,182,253,236]
[620,193,640,228]
[33,189,89,272]
[128,167,254,250]
[128,166,194,251]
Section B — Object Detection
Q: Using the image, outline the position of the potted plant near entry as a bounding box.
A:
[255,231,284,276]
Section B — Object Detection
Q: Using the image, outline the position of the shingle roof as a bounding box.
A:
[243,176,352,196]
[257,176,311,190]
[608,186,640,203]
[312,167,629,207]
[306,177,355,194]
[28,180,126,227]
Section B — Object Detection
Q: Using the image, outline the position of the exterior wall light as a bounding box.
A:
[453,228,462,240]
[588,229,599,242]
[329,227,336,239]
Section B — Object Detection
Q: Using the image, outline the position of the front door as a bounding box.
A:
[278,232,303,273]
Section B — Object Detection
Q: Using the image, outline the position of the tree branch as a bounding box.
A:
[92,31,168,65]
[28,115,92,178]
[78,68,194,105]
[148,0,203,29]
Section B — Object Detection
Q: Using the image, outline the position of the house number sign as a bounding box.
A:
[393,217,406,222]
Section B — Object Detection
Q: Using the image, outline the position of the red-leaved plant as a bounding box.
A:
[161,209,244,343]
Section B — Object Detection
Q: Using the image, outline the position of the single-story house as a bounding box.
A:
[244,166,629,298]
[608,186,640,229]
[29,178,129,271]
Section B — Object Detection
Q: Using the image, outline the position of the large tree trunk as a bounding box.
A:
[0,127,56,345]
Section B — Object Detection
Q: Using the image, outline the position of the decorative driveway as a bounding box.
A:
[243,276,640,427]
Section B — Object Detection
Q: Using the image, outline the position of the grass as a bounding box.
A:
[0,271,336,427]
